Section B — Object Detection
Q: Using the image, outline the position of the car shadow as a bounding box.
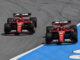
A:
[1,33,34,36]
[42,42,77,46]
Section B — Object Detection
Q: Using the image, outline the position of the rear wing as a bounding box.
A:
[13,13,31,17]
[52,20,71,25]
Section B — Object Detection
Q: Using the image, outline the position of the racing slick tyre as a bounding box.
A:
[46,26,58,44]
[4,23,11,34]
[30,17,37,28]
[70,25,77,31]
[46,32,53,44]
[28,23,35,34]
[7,18,15,23]
[46,26,55,33]
[70,25,77,43]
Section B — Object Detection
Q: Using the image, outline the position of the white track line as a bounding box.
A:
[77,23,80,26]
[73,49,80,53]
[10,44,44,60]
[69,55,80,59]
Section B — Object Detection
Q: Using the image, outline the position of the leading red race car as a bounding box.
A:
[4,13,37,35]
[45,21,77,44]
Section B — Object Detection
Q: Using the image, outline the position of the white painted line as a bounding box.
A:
[69,55,80,59]
[73,49,80,53]
[10,44,44,60]
[77,23,80,26]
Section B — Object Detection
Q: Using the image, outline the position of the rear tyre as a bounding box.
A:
[28,23,35,34]
[46,32,53,44]
[7,18,15,23]
[30,17,37,28]
[46,26,59,44]
[70,25,77,30]
[4,23,11,34]
[46,26,55,33]
[71,32,77,43]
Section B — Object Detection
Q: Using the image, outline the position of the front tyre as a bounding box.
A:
[28,23,35,34]
[45,32,53,44]
[4,23,11,34]
[7,18,15,23]
[70,25,77,43]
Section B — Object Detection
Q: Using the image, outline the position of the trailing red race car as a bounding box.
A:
[4,13,37,35]
[45,21,77,44]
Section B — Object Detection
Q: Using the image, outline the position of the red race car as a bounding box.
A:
[45,21,77,44]
[4,13,37,35]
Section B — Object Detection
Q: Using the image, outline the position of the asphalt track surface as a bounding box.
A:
[0,0,80,60]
